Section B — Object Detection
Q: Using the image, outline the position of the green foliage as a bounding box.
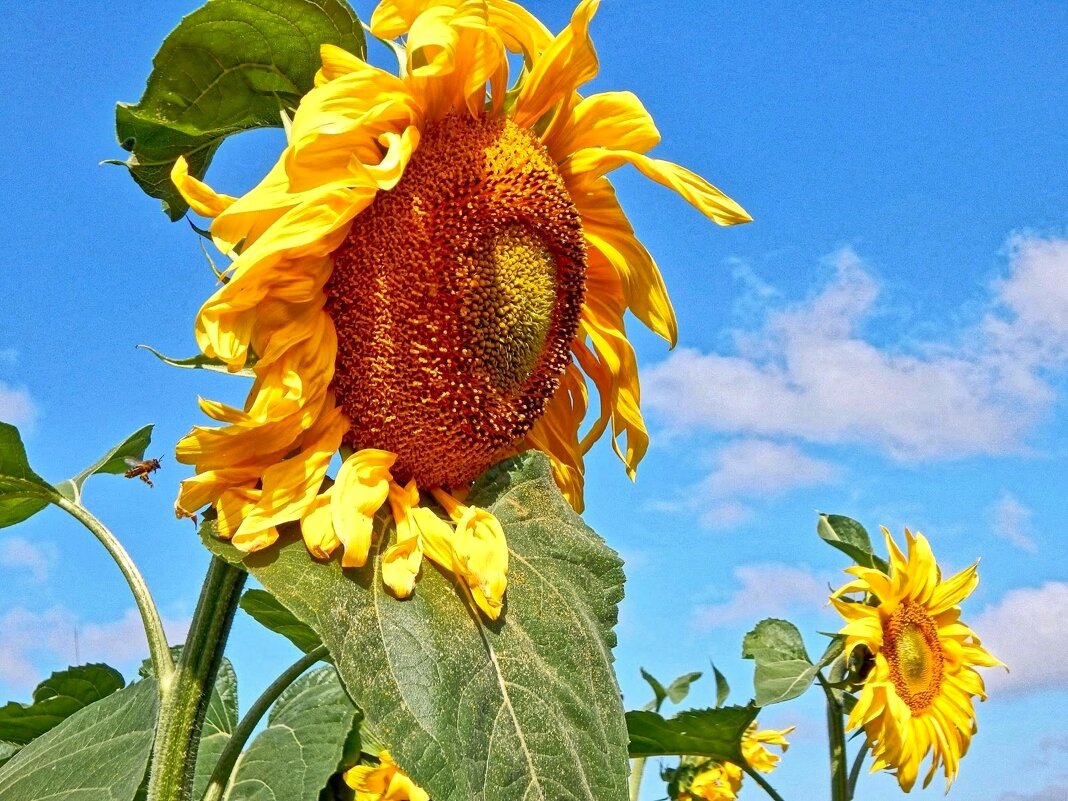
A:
[640,669,703,713]
[193,658,239,800]
[742,619,844,706]
[0,422,52,527]
[626,706,758,762]
[227,666,360,801]
[0,664,125,751]
[711,663,730,708]
[240,589,324,654]
[55,425,154,503]
[113,0,366,220]
[0,679,157,801]
[817,513,889,573]
[137,345,256,377]
[202,451,630,801]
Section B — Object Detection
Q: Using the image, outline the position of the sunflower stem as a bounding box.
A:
[52,494,174,693]
[148,557,246,801]
[199,645,328,801]
[818,672,849,801]
[628,757,647,801]
[742,763,787,801]
[846,739,869,800]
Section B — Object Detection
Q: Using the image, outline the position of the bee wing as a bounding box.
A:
[124,456,143,468]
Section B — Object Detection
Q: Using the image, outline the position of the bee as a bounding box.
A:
[124,455,163,487]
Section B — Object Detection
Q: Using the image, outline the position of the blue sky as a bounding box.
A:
[1,1,1066,799]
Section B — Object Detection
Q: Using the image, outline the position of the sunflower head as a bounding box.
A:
[343,751,428,801]
[169,0,750,609]
[831,527,1005,791]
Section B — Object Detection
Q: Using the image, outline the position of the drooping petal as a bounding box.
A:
[332,449,396,567]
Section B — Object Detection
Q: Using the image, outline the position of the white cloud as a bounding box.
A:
[702,440,838,499]
[0,381,37,429]
[645,237,1068,460]
[693,563,831,630]
[0,606,189,691]
[973,582,1068,694]
[700,501,754,529]
[1000,782,1068,801]
[0,536,58,583]
[990,493,1038,553]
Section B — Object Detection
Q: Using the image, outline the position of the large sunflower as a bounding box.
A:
[831,528,1003,791]
[170,0,750,617]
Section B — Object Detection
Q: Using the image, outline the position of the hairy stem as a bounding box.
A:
[743,763,787,801]
[628,757,647,801]
[148,557,246,801]
[200,645,329,801]
[818,673,849,801]
[847,739,870,800]
[53,494,174,691]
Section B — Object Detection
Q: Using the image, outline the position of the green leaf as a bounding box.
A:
[226,666,359,801]
[114,0,365,220]
[665,672,702,706]
[0,741,20,769]
[0,678,157,801]
[711,663,730,708]
[625,706,758,762]
[0,663,126,746]
[137,345,256,377]
[240,589,324,654]
[192,658,239,800]
[639,668,668,711]
[55,426,154,502]
[817,513,889,572]
[202,451,630,801]
[742,618,823,706]
[0,422,53,528]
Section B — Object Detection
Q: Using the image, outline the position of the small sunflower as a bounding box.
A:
[831,528,1004,792]
[677,723,793,801]
[343,750,428,801]
[170,0,750,615]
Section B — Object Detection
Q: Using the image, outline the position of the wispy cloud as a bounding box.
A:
[693,563,832,630]
[999,781,1068,801]
[645,236,1068,461]
[0,536,58,583]
[990,493,1038,553]
[973,582,1068,694]
[0,606,189,691]
[0,381,37,429]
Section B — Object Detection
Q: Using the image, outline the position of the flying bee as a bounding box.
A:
[124,455,163,487]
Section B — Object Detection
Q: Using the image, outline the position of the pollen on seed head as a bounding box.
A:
[883,602,946,713]
[326,113,586,489]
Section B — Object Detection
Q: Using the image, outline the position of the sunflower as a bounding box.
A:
[344,750,428,801]
[170,0,750,616]
[677,723,793,801]
[831,528,1003,791]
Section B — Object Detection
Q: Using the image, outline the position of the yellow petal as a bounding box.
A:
[301,489,341,559]
[170,156,237,218]
[333,450,396,568]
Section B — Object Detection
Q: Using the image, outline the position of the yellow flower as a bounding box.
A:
[343,751,429,801]
[831,528,1004,792]
[679,724,792,801]
[170,0,750,611]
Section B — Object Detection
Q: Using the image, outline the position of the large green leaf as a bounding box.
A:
[193,658,239,800]
[202,451,629,801]
[226,665,358,801]
[240,589,324,654]
[0,679,157,801]
[742,619,843,706]
[55,426,154,503]
[817,513,889,573]
[0,423,53,528]
[0,664,125,747]
[114,0,365,220]
[625,706,758,762]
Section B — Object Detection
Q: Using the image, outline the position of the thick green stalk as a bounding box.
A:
[628,757,647,801]
[846,740,870,800]
[148,557,246,801]
[818,673,849,801]
[200,645,328,801]
[53,494,174,691]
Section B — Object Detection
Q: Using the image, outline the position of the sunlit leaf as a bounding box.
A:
[202,451,630,801]
[114,0,365,219]
[817,513,889,572]
[0,664,126,747]
[626,706,757,762]
[240,589,324,654]
[0,679,157,800]
[55,426,154,502]
[226,666,359,801]
[0,422,53,528]
[137,344,255,377]
[742,618,822,706]
[711,663,730,708]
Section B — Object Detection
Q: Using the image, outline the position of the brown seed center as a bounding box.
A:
[883,602,945,713]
